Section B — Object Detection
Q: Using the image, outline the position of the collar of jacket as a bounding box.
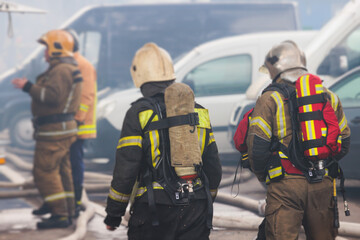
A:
[140,80,175,98]
[49,57,78,68]
[276,78,296,88]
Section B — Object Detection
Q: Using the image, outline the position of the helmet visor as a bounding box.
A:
[259,64,270,75]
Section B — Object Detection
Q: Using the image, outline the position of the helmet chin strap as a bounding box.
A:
[272,67,308,83]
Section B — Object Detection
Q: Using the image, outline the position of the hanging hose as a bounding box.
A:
[339,168,350,216]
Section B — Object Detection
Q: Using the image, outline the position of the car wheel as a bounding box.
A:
[9,110,35,150]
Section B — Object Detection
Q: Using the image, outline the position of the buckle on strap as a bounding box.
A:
[175,180,195,200]
[188,112,199,133]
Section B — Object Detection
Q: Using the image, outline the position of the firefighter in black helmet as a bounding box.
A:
[104,42,222,239]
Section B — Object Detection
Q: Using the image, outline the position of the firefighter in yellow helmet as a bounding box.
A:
[247,41,351,239]
[12,29,82,229]
[103,43,222,239]
[64,29,98,217]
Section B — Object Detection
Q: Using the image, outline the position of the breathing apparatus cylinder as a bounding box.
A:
[164,83,202,179]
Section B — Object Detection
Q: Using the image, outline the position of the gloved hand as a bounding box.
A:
[76,120,84,126]
[104,215,122,231]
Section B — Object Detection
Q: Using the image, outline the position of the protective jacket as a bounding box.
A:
[105,93,222,218]
[73,52,97,139]
[24,57,83,141]
[247,78,351,182]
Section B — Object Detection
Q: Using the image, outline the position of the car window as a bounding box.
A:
[78,31,101,70]
[68,4,298,90]
[317,25,360,77]
[183,55,252,97]
[330,72,360,108]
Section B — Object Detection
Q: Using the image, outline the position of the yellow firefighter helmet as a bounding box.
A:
[38,29,74,58]
[130,42,176,88]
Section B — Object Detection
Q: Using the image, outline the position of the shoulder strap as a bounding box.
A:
[147,113,199,131]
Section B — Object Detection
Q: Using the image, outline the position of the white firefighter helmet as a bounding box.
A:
[259,40,307,82]
[130,42,176,88]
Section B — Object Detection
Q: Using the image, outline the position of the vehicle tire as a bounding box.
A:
[9,110,35,150]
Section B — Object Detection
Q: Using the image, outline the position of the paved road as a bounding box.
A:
[1,140,360,239]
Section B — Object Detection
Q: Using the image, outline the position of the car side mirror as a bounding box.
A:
[317,47,348,77]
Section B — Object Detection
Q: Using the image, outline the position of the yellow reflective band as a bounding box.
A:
[315,84,323,94]
[38,128,78,136]
[266,175,270,183]
[135,182,164,197]
[79,104,89,112]
[198,128,206,154]
[329,90,339,110]
[195,108,211,129]
[139,110,155,129]
[65,192,74,198]
[117,136,143,149]
[309,147,318,156]
[250,117,272,139]
[337,135,342,144]
[109,187,130,203]
[321,128,327,137]
[78,124,96,135]
[304,74,310,97]
[44,192,67,202]
[210,189,218,198]
[149,130,161,167]
[208,132,215,146]
[268,167,282,179]
[78,129,96,135]
[279,151,288,159]
[339,116,347,132]
[271,92,286,140]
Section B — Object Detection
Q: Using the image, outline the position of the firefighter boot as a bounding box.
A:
[32,203,51,216]
[37,215,71,229]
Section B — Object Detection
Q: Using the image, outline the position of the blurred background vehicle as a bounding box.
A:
[94,30,317,166]
[87,0,360,167]
[0,2,301,150]
[228,0,360,179]
[228,65,360,179]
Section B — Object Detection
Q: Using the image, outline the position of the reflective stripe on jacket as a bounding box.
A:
[247,79,351,182]
[30,58,82,141]
[105,94,222,216]
[74,53,97,139]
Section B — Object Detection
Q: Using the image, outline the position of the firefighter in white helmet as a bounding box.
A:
[104,42,222,239]
[247,41,351,239]
[12,30,83,229]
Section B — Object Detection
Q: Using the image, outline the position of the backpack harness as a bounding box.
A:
[233,74,350,220]
[137,96,214,228]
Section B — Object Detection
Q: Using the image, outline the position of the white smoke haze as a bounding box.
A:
[0,0,348,74]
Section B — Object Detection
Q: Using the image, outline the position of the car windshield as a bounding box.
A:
[2,3,298,90]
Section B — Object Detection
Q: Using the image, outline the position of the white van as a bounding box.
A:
[247,0,360,100]
[0,2,300,150]
[94,30,316,164]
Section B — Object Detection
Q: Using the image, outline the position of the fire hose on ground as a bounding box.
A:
[2,154,360,239]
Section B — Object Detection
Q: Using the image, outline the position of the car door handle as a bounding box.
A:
[351,116,360,124]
